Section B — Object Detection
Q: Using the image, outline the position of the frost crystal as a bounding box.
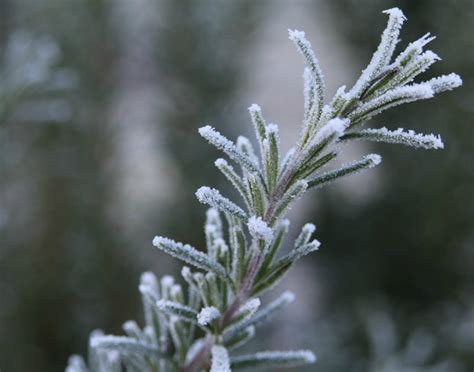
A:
[248,216,274,243]
[282,291,295,303]
[214,158,227,168]
[350,7,406,97]
[236,135,258,163]
[248,103,261,113]
[161,275,174,287]
[426,73,463,93]
[366,154,382,167]
[288,30,324,80]
[350,84,434,125]
[196,186,247,221]
[302,223,316,235]
[153,236,227,279]
[350,127,444,149]
[266,123,279,135]
[199,125,259,173]
[90,335,158,356]
[289,28,325,137]
[231,350,317,369]
[295,223,317,248]
[238,298,261,318]
[313,117,349,144]
[197,306,221,326]
[211,345,231,372]
[394,33,436,66]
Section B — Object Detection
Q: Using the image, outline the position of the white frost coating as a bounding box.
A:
[266,123,279,135]
[238,298,261,319]
[122,320,139,334]
[329,85,348,110]
[280,219,290,229]
[106,350,120,363]
[248,104,267,156]
[420,50,440,63]
[396,50,440,87]
[214,158,227,168]
[222,298,261,336]
[153,236,227,278]
[295,223,317,249]
[426,73,463,93]
[258,350,316,363]
[171,284,183,299]
[211,345,231,372]
[308,154,383,189]
[288,30,317,70]
[394,83,434,99]
[156,299,197,321]
[351,84,434,121]
[291,239,321,261]
[236,135,257,162]
[199,125,259,173]
[366,154,382,167]
[236,136,251,148]
[412,50,441,73]
[215,158,249,205]
[395,33,436,65]
[289,29,325,122]
[90,335,154,355]
[248,216,274,243]
[281,291,296,303]
[302,223,316,235]
[140,272,160,300]
[156,299,176,311]
[248,103,261,114]
[66,355,87,372]
[382,6,406,20]
[196,186,247,220]
[280,147,296,172]
[140,272,158,288]
[181,266,192,278]
[231,350,316,367]
[303,67,315,119]
[197,306,221,325]
[313,117,349,144]
[350,8,406,97]
[161,275,174,288]
[206,207,220,221]
[214,238,228,252]
[205,225,217,236]
[358,127,444,149]
[181,266,196,288]
[143,326,154,340]
[214,238,230,263]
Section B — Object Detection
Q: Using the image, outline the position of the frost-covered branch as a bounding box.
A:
[68,7,461,372]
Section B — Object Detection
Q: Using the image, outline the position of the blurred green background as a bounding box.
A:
[0,1,472,371]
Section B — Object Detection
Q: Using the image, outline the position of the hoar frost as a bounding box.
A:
[67,7,461,372]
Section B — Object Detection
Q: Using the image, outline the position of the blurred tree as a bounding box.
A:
[0,0,267,371]
[0,1,139,370]
[152,0,266,248]
[306,0,474,369]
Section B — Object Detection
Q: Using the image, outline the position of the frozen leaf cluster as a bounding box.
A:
[67,8,461,371]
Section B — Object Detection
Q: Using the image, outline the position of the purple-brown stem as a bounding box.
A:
[183,157,301,371]
[181,334,212,372]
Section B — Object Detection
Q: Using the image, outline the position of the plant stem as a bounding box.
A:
[183,165,298,371]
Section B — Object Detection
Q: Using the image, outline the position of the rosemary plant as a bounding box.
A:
[67,8,461,372]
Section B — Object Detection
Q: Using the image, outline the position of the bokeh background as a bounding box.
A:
[0,1,473,371]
